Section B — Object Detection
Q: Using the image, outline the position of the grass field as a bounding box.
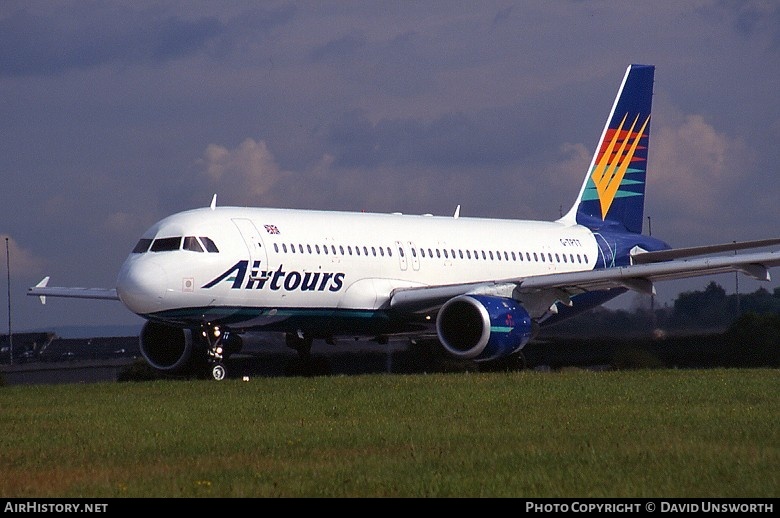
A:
[0,368,777,498]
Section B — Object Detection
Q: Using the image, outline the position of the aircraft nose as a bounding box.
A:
[116,259,167,315]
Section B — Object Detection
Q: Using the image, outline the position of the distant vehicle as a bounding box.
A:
[29,65,780,380]
[17,350,36,363]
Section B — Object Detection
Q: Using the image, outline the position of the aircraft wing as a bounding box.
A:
[27,276,119,304]
[630,238,780,264]
[517,250,780,294]
[390,248,780,313]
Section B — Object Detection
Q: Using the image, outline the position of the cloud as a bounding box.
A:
[651,115,748,218]
[492,5,514,28]
[309,32,367,63]
[0,235,46,277]
[650,115,738,209]
[324,107,534,170]
[198,138,291,206]
[0,6,223,77]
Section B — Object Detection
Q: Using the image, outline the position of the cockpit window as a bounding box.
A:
[200,237,219,253]
[183,236,204,252]
[150,237,182,252]
[132,238,153,254]
[133,235,218,253]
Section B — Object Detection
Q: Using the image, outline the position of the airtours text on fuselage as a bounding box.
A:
[203,260,345,293]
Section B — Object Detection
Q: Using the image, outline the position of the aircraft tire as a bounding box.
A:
[211,363,227,381]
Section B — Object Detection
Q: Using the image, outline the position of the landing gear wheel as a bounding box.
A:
[211,363,227,381]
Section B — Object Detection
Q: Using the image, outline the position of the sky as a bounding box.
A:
[1,1,779,335]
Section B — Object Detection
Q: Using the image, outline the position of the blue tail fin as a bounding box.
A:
[560,64,654,234]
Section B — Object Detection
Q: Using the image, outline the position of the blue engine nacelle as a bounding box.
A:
[435,295,534,361]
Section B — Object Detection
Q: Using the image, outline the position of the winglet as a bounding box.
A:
[35,276,50,304]
[210,194,217,210]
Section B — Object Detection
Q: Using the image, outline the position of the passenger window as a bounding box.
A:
[183,236,204,252]
[199,237,219,253]
[150,237,182,252]
[132,238,153,254]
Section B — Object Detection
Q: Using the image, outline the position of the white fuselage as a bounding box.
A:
[115,207,600,328]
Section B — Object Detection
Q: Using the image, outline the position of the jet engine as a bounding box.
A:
[139,321,198,372]
[436,295,534,361]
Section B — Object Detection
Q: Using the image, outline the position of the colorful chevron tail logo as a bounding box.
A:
[590,113,650,220]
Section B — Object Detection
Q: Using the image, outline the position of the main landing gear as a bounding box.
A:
[284,330,330,376]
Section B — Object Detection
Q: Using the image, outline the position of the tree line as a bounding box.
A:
[531,282,780,369]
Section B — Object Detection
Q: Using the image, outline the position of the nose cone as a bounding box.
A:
[116,259,167,315]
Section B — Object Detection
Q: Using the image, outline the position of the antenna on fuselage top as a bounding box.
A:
[210,194,217,210]
[453,205,460,219]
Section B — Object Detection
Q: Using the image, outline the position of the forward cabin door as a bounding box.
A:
[232,218,269,280]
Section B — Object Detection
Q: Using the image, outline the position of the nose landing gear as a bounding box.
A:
[202,325,237,381]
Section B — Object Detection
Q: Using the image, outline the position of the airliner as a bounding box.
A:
[29,64,780,380]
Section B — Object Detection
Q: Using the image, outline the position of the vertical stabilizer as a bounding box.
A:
[560,64,654,234]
